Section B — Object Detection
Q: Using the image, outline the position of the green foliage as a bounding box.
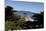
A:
[5,16,25,31]
[5,6,13,21]
[32,12,44,28]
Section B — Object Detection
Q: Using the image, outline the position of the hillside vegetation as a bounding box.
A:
[5,6,44,31]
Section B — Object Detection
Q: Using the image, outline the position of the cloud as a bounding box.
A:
[11,0,44,2]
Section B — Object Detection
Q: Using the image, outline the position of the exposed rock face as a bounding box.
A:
[25,16,34,22]
[20,16,34,22]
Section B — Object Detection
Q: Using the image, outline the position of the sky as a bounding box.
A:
[12,0,44,2]
[5,0,44,13]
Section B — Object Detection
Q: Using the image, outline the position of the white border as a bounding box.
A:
[0,0,4,31]
[44,0,46,31]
